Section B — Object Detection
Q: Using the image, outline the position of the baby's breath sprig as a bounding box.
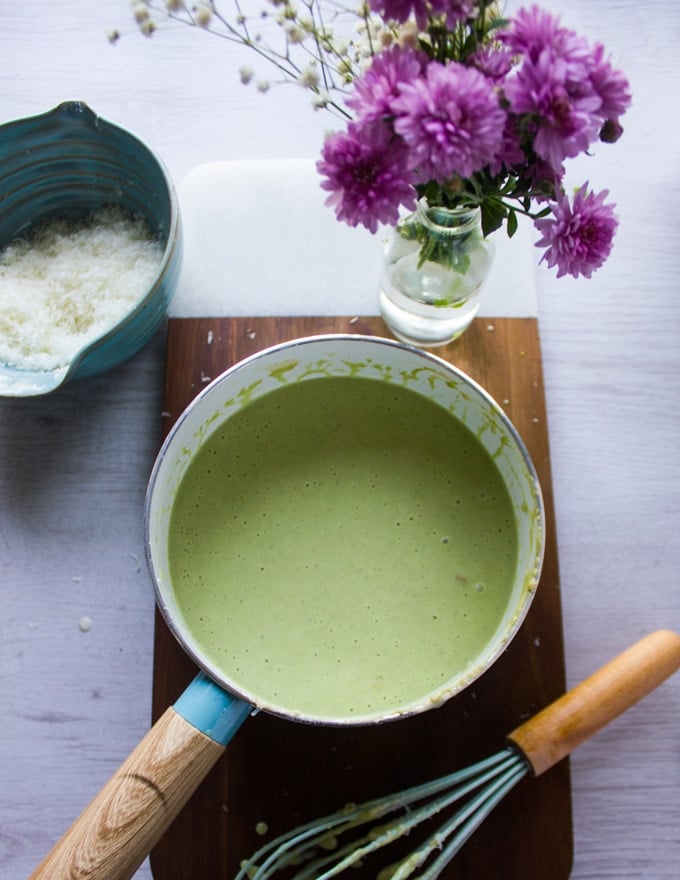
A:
[122,1,381,116]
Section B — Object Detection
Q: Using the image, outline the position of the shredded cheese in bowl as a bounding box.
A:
[0,205,164,372]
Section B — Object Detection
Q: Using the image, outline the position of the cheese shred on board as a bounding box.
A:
[0,205,164,372]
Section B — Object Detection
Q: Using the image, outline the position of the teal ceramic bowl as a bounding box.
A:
[0,101,182,396]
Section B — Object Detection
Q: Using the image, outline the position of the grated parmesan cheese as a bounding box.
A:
[0,205,164,372]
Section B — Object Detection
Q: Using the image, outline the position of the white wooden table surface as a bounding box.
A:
[1,2,679,878]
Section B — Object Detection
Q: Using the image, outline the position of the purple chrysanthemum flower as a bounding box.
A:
[436,0,475,30]
[392,61,506,182]
[504,50,602,169]
[368,0,429,28]
[500,4,567,61]
[501,5,599,103]
[586,42,632,121]
[488,115,526,176]
[534,184,618,278]
[368,0,473,30]
[468,44,515,81]
[501,6,631,169]
[346,46,426,123]
[317,120,417,234]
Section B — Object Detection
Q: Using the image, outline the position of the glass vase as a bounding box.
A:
[379,199,495,348]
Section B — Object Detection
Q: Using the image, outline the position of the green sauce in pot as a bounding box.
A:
[167,376,518,721]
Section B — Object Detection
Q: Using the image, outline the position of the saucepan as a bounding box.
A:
[30,334,544,880]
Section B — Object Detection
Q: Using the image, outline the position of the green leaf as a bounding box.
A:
[461,32,478,59]
[423,181,441,203]
[500,178,517,196]
[480,200,507,237]
[507,210,518,238]
[487,17,510,32]
[417,37,434,60]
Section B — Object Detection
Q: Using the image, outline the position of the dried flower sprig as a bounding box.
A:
[124,1,631,278]
[122,1,379,117]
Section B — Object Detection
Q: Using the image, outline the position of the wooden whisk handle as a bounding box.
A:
[507,630,680,776]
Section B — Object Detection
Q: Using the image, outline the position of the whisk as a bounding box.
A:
[236,630,680,880]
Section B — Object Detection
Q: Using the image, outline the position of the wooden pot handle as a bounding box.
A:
[507,629,680,776]
[30,674,252,880]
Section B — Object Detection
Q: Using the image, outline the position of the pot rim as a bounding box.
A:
[144,333,545,727]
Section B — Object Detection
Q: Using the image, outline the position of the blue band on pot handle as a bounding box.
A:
[174,672,253,746]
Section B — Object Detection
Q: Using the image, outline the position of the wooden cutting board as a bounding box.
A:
[150,315,572,880]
